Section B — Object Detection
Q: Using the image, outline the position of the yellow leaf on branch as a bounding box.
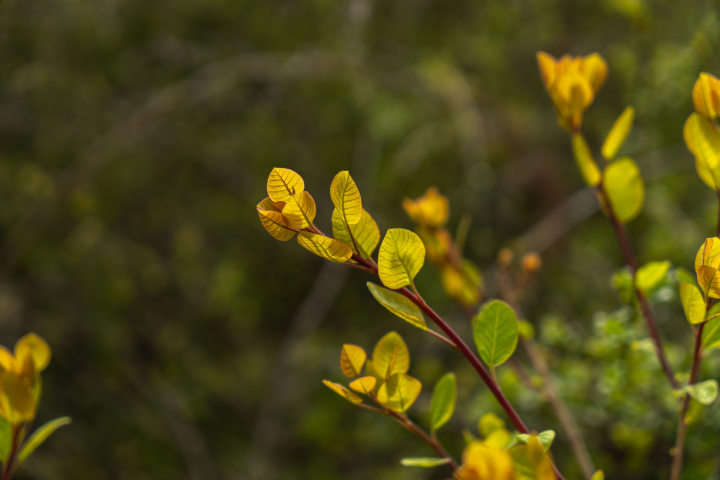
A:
[376,373,422,413]
[281,191,317,229]
[297,232,353,263]
[330,171,362,225]
[257,198,295,241]
[601,106,634,161]
[378,229,425,289]
[267,167,305,202]
[339,344,366,378]
[331,208,380,259]
[603,157,644,223]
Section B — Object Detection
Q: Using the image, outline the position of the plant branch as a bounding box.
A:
[670,308,708,480]
[348,253,567,480]
[596,182,679,389]
[387,411,460,473]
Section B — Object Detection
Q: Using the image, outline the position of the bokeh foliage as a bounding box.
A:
[1,0,720,479]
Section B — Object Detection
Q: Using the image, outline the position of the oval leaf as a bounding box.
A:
[400,457,451,468]
[635,261,670,292]
[686,379,718,405]
[322,380,363,404]
[330,171,362,225]
[340,344,366,378]
[571,134,601,186]
[376,373,422,413]
[378,229,426,289]
[267,168,305,202]
[601,106,634,161]
[281,192,317,229]
[257,198,295,241]
[348,376,376,395]
[473,300,519,368]
[591,471,605,480]
[703,314,720,351]
[332,208,380,259]
[604,157,644,223]
[18,417,71,463]
[680,283,706,325]
[297,232,353,263]
[684,113,720,189]
[367,282,427,330]
[371,331,410,379]
[430,373,456,431]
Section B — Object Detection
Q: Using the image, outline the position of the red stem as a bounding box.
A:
[350,254,566,480]
[601,186,679,389]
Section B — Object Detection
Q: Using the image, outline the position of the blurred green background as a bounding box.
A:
[1,0,720,479]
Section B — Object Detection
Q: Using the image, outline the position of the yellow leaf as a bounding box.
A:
[483,429,512,450]
[364,359,382,393]
[680,283,706,324]
[14,334,50,373]
[527,436,555,480]
[695,238,720,273]
[376,373,422,412]
[371,331,410,379]
[458,441,515,480]
[339,344,366,378]
[297,232,353,263]
[349,376,376,395]
[697,265,720,299]
[684,113,720,190]
[603,157,644,223]
[331,208,380,259]
[281,192,317,229]
[581,53,608,93]
[591,471,604,480]
[478,413,506,438]
[257,198,295,241]
[378,229,426,289]
[267,168,305,202]
[692,73,720,121]
[571,134,601,186]
[0,347,16,373]
[536,52,558,91]
[0,370,36,424]
[366,282,427,330]
[402,187,449,228]
[330,171,362,225]
[322,380,363,404]
[601,106,634,160]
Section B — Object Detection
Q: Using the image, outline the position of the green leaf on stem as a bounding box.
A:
[603,157,644,224]
[516,430,555,451]
[703,315,720,351]
[366,282,427,330]
[680,283,706,325]
[430,373,456,431]
[18,416,72,463]
[473,300,518,368]
[400,457,451,468]
[635,261,670,292]
[686,380,718,405]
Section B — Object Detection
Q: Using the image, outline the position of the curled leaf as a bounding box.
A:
[322,380,362,404]
[18,417,71,463]
[367,282,427,330]
[257,198,295,241]
[297,232,353,263]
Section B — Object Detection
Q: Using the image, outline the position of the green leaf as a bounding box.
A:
[703,314,720,351]
[571,134,601,186]
[430,373,456,431]
[332,208,380,258]
[0,417,10,464]
[400,457,451,468]
[680,283,706,325]
[18,417,71,463]
[601,106,634,161]
[378,229,426,289]
[515,430,555,451]
[473,300,519,368]
[687,380,718,405]
[603,157,644,223]
[376,373,422,413]
[635,261,670,292]
[367,282,427,330]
